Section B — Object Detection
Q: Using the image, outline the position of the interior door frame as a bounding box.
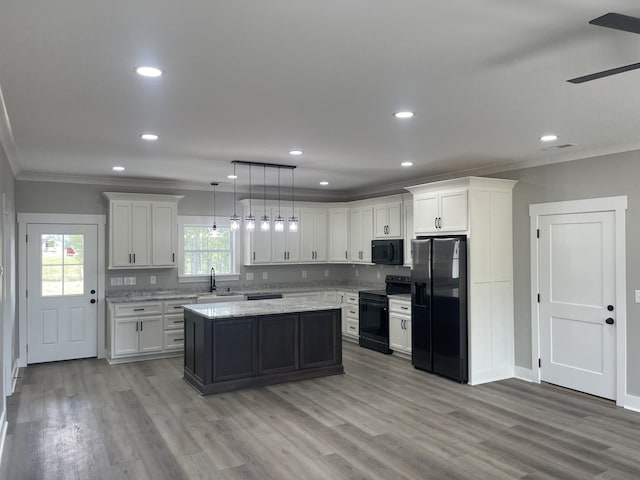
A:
[530,196,627,407]
[17,213,106,367]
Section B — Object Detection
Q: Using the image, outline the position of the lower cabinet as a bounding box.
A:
[114,316,163,355]
[389,298,411,354]
[343,292,359,340]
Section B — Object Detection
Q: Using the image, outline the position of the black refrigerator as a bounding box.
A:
[411,236,468,383]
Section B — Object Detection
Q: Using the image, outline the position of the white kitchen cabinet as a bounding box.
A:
[300,208,327,262]
[406,176,517,385]
[104,192,182,269]
[113,313,163,357]
[412,188,467,234]
[343,291,359,339]
[271,208,301,262]
[328,208,350,262]
[403,199,414,267]
[373,201,402,238]
[349,207,373,263]
[244,220,272,264]
[152,203,178,266]
[389,297,411,355]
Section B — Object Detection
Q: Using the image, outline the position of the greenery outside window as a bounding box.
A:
[178,216,240,281]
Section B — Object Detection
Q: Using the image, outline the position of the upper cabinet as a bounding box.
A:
[349,206,373,263]
[410,188,467,234]
[271,208,301,263]
[300,208,328,262]
[328,208,350,262]
[373,201,402,238]
[104,193,183,269]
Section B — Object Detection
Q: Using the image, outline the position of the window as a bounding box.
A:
[178,216,239,281]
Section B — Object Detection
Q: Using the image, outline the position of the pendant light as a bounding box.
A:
[289,168,299,232]
[229,163,240,230]
[274,167,284,232]
[209,182,220,237]
[245,164,256,231]
[260,165,270,231]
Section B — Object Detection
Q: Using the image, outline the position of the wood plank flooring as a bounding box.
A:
[2,341,640,479]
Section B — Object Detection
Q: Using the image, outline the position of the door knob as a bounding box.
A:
[90,299,96,304]
[605,317,615,325]
[607,305,614,311]
[91,289,96,294]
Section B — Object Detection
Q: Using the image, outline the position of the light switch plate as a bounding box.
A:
[324,269,329,277]
[302,270,307,278]
[110,277,123,286]
[124,277,136,285]
[635,290,640,304]
[377,271,381,279]
[262,272,268,280]
[150,275,156,285]
[246,272,254,281]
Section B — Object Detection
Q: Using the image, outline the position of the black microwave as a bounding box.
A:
[371,239,404,265]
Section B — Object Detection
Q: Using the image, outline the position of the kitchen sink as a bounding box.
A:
[196,293,245,304]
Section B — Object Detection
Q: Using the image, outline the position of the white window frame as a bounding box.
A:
[177,215,240,282]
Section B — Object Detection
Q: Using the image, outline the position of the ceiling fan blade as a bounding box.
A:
[567,62,640,83]
[590,12,640,34]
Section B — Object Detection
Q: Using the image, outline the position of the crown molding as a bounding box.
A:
[0,83,20,176]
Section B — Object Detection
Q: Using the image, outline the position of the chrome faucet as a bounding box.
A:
[210,267,216,292]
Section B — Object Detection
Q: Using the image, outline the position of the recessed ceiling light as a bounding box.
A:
[135,66,163,77]
[140,133,159,141]
[227,174,238,179]
[319,181,329,186]
[401,161,413,167]
[540,134,558,142]
[112,166,125,171]
[394,111,414,119]
[289,150,303,156]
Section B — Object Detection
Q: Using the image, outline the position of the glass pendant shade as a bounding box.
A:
[230,214,240,231]
[288,215,299,232]
[260,215,270,231]
[274,215,285,232]
[245,214,256,231]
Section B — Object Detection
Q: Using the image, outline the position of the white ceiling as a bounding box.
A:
[2,0,640,195]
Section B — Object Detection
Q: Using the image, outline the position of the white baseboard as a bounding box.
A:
[10,363,19,395]
[0,409,7,471]
[469,366,515,386]
[623,392,640,412]
[514,366,536,383]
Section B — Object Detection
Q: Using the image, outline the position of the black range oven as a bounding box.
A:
[359,275,411,354]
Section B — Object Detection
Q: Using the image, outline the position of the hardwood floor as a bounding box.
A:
[2,341,640,479]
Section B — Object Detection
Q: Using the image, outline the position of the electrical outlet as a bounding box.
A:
[636,289,640,304]
[110,277,123,286]
[302,270,307,278]
[124,277,136,285]
[246,272,254,281]
[150,275,156,285]
[262,271,268,280]
[324,269,329,277]
[377,271,381,279]
[355,269,359,277]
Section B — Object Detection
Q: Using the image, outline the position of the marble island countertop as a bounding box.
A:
[106,283,376,303]
[184,298,342,320]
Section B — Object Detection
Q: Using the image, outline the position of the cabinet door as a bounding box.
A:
[212,318,257,381]
[131,203,151,266]
[110,202,132,267]
[249,227,272,263]
[389,313,405,352]
[360,207,374,263]
[404,202,414,266]
[439,190,467,232]
[373,205,389,238]
[414,194,440,234]
[259,314,298,374]
[300,310,339,368]
[300,208,316,262]
[405,317,412,353]
[271,208,287,263]
[139,315,163,353]
[113,318,139,356]
[328,208,349,262]
[386,203,402,237]
[314,209,328,262]
[349,209,363,262]
[152,203,177,266]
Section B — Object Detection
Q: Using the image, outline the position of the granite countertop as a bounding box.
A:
[184,298,342,320]
[106,284,370,303]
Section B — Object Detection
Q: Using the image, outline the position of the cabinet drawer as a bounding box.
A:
[345,293,359,305]
[163,299,193,314]
[389,300,411,315]
[164,313,185,330]
[164,330,184,350]
[345,306,358,319]
[346,319,359,336]
[114,302,162,317]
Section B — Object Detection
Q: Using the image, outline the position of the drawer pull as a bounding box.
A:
[173,338,183,342]
[173,320,184,324]
[133,308,145,312]
[173,306,183,309]
[400,306,409,310]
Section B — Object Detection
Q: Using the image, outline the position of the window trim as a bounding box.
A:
[177,215,241,282]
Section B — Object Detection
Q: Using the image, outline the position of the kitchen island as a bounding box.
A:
[183,298,343,395]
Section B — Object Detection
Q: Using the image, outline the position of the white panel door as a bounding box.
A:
[538,211,616,399]
[27,223,98,363]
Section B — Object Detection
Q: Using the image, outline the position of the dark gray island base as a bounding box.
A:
[183,300,343,395]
